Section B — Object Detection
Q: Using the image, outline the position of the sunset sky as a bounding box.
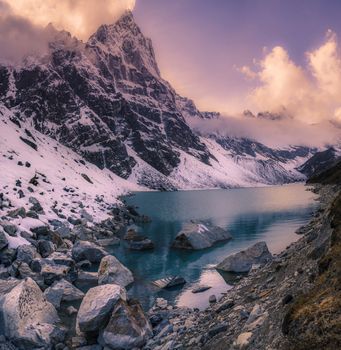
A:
[2,0,341,127]
[133,0,341,117]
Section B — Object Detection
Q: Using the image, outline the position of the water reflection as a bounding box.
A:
[112,184,317,310]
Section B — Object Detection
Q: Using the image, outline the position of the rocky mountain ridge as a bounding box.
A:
[0,11,319,190]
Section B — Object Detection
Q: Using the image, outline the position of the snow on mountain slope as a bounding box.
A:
[0,11,318,191]
[0,105,143,226]
[168,137,307,189]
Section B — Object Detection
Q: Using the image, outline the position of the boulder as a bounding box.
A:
[123,228,141,241]
[37,240,55,258]
[41,262,71,285]
[0,248,16,266]
[217,241,273,273]
[3,225,17,237]
[16,245,39,265]
[128,239,154,251]
[172,222,232,250]
[45,279,84,308]
[100,299,152,349]
[0,278,60,349]
[72,241,107,263]
[98,255,134,287]
[0,231,8,251]
[28,197,44,214]
[152,276,186,289]
[192,285,211,293]
[77,284,126,332]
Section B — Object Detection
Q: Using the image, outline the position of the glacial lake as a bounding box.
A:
[113,183,317,310]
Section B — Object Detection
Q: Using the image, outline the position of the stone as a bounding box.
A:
[155,298,168,309]
[98,255,134,287]
[46,279,84,303]
[245,304,263,325]
[16,245,39,265]
[99,299,152,349]
[72,240,107,263]
[172,222,232,250]
[48,251,75,266]
[208,323,228,338]
[77,284,126,332]
[234,332,253,348]
[96,238,120,247]
[28,197,44,213]
[26,211,39,219]
[76,271,98,285]
[80,209,93,222]
[215,300,235,313]
[0,248,16,266]
[123,228,140,241]
[0,278,60,349]
[192,285,212,293]
[44,286,64,309]
[217,241,273,273]
[0,231,8,251]
[152,276,186,289]
[36,260,71,285]
[209,295,217,303]
[3,224,17,237]
[128,238,155,250]
[7,207,26,218]
[37,240,55,258]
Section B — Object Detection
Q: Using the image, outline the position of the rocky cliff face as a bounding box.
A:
[0,11,316,189]
[0,12,210,184]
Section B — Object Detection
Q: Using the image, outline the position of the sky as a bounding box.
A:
[132,0,341,118]
[1,0,341,147]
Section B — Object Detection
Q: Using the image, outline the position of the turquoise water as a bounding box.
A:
[113,183,317,310]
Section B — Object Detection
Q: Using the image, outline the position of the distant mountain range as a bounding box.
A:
[0,11,336,190]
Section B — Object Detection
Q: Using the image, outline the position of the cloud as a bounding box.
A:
[189,114,340,148]
[241,31,341,124]
[5,0,136,40]
[0,0,136,62]
[0,2,51,63]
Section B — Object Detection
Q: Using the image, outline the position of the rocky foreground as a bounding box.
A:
[0,177,340,350]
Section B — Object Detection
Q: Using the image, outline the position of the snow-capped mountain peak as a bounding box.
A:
[0,12,317,190]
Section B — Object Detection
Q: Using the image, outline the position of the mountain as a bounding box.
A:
[298,147,341,178]
[0,11,318,190]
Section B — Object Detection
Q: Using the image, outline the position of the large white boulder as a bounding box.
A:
[0,278,60,349]
[77,284,126,333]
[172,222,232,250]
[98,255,134,287]
[217,241,272,273]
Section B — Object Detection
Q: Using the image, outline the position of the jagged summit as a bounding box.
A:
[0,12,316,190]
[88,10,160,78]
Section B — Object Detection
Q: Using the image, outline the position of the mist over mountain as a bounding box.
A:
[0,10,338,190]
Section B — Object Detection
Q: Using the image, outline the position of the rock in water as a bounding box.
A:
[172,222,232,250]
[77,284,126,332]
[98,255,134,287]
[0,278,60,349]
[152,276,186,289]
[100,299,152,349]
[217,241,273,273]
[128,239,155,250]
[72,240,107,263]
[192,285,212,293]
